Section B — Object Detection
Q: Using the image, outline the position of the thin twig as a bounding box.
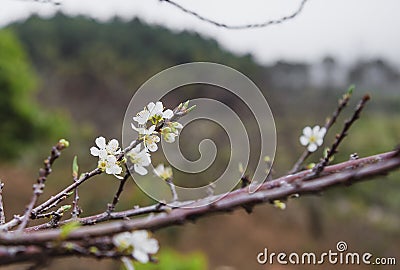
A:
[0,181,5,225]
[312,94,370,176]
[161,0,309,29]
[166,178,178,202]
[71,188,80,218]
[107,170,131,213]
[289,87,353,174]
[17,141,67,231]
[71,177,80,219]
[32,168,102,216]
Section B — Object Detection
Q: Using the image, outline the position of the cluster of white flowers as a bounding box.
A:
[129,101,183,175]
[90,137,123,179]
[87,102,189,267]
[299,125,326,152]
[90,101,186,178]
[113,230,159,264]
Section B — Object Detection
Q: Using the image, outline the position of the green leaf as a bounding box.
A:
[59,205,72,213]
[72,156,79,179]
[59,221,81,240]
[347,84,355,95]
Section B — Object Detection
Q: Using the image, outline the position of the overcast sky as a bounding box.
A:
[1,0,400,66]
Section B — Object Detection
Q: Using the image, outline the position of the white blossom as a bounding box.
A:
[154,163,173,180]
[91,137,123,179]
[90,136,107,159]
[112,230,159,264]
[127,145,151,175]
[131,125,160,152]
[105,155,123,176]
[98,155,123,179]
[113,232,133,251]
[105,139,121,155]
[144,135,160,152]
[161,129,177,143]
[133,109,151,125]
[300,125,327,152]
[147,101,173,123]
[132,101,173,126]
[90,136,121,158]
[130,230,159,263]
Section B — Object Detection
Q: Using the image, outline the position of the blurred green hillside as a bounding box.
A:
[0,13,399,270]
[0,29,68,161]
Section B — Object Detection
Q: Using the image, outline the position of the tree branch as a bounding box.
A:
[0,149,398,249]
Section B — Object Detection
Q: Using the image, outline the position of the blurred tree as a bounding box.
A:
[0,29,67,161]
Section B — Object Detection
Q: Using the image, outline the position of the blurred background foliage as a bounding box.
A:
[0,13,399,270]
[0,29,68,161]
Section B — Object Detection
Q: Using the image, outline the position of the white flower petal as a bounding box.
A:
[146,102,156,113]
[144,239,159,254]
[133,144,141,153]
[168,134,177,143]
[113,232,132,250]
[308,143,318,152]
[139,151,152,166]
[131,230,148,241]
[133,110,150,125]
[98,149,108,159]
[95,136,106,149]
[147,125,156,134]
[320,127,327,136]
[134,164,148,175]
[316,138,324,146]
[90,146,100,157]
[299,136,308,146]
[106,155,117,163]
[106,164,122,175]
[173,122,183,129]
[152,101,164,115]
[312,125,321,134]
[131,124,147,135]
[114,174,124,180]
[147,142,158,152]
[133,249,149,264]
[303,126,312,137]
[154,164,164,176]
[162,109,173,119]
[107,139,119,154]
